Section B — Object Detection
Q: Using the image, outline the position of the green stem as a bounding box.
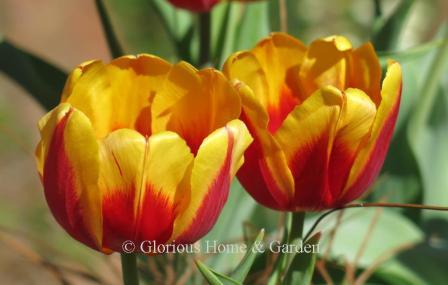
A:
[121,253,139,285]
[289,211,305,242]
[198,12,211,66]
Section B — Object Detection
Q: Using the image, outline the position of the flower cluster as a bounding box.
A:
[36,33,401,253]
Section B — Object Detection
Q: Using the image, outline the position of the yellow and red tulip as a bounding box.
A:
[168,0,220,12]
[224,33,402,211]
[36,55,252,253]
[167,0,258,13]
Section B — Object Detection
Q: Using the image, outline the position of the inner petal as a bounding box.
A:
[63,55,171,138]
[267,84,300,133]
[299,37,352,96]
[151,64,241,154]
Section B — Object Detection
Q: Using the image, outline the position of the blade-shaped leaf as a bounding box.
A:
[196,260,225,285]
[230,229,265,282]
[233,2,270,51]
[283,233,321,285]
[372,0,416,51]
[407,25,448,223]
[95,0,124,57]
[0,38,66,110]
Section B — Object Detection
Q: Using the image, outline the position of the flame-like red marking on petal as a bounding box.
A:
[338,88,401,205]
[102,188,135,251]
[267,84,299,133]
[136,186,176,244]
[43,109,96,249]
[175,128,234,244]
[290,133,332,210]
[237,112,291,210]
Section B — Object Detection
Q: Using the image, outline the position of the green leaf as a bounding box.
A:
[233,2,270,51]
[151,0,193,40]
[150,0,195,61]
[95,0,124,57]
[372,0,416,51]
[104,0,177,59]
[230,229,265,282]
[378,38,446,67]
[268,0,305,39]
[197,229,265,285]
[196,260,225,285]
[0,38,67,110]
[283,233,320,285]
[407,25,448,223]
[321,208,423,267]
[212,3,233,66]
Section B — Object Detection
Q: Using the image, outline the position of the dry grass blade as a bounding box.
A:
[345,207,382,284]
[354,242,416,285]
[0,226,109,284]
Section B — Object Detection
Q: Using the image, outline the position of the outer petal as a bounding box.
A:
[152,63,241,153]
[348,43,382,105]
[172,120,252,243]
[38,103,102,249]
[299,36,352,97]
[341,62,402,203]
[99,129,193,252]
[63,54,171,138]
[274,86,344,210]
[328,88,376,200]
[233,83,295,210]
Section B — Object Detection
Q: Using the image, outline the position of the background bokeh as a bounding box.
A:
[0,0,447,284]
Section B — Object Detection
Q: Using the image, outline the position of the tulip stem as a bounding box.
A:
[289,211,305,241]
[121,253,139,285]
[198,12,211,66]
[303,202,448,242]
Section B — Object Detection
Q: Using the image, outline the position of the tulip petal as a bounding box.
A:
[152,64,241,153]
[224,33,306,133]
[342,62,402,202]
[233,83,295,209]
[60,60,101,102]
[99,129,193,251]
[275,86,344,209]
[63,55,171,138]
[38,104,102,249]
[172,120,252,243]
[299,36,352,96]
[348,43,382,105]
[328,88,376,198]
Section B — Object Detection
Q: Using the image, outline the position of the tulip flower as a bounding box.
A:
[35,55,252,253]
[224,33,402,211]
[167,0,257,13]
[168,0,220,12]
